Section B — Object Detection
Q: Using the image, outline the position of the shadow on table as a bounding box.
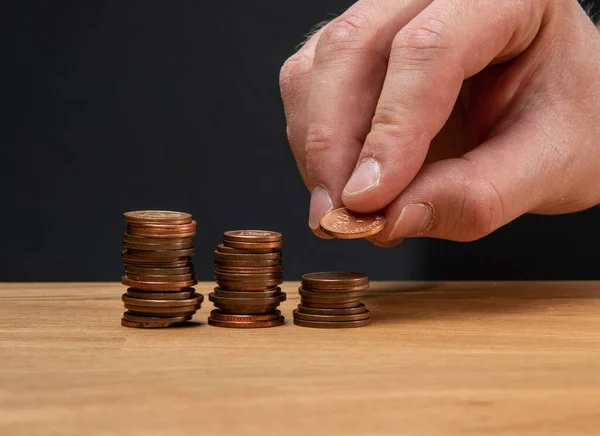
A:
[363,281,593,324]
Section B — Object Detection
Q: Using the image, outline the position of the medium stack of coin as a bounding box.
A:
[293,272,371,328]
[208,230,286,328]
[119,210,203,328]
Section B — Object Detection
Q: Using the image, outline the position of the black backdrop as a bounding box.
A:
[2,0,599,282]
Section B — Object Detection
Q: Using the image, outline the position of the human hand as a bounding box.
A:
[280,0,600,246]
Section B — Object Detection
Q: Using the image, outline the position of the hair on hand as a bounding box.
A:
[295,19,331,51]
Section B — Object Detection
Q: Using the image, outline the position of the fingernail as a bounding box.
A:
[343,158,381,195]
[389,203,433,240]
[308,185,333,230]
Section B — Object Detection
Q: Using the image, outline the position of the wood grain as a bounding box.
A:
[1,281,600,435]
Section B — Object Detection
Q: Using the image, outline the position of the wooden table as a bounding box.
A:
[1,281,600,435]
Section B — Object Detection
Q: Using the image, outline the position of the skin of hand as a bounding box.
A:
[280,0,600,246]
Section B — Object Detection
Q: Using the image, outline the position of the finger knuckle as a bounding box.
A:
[451,168,504,242]
[511,0,536,18]
[460,186,501,241]
[369,106,429,157]
[318,12,370,54]
[369,117,404,144]
[371,99,420,137]
[279,54,311,97]
[304,122,336,155]
[371,100,412,130]
[368,120,426,162]
[391,18,450,63]
[374,111,438,146]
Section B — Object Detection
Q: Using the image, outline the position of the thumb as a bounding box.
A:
[373,124,563,242]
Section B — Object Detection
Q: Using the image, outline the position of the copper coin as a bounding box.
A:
[127,220,196,229]
[126,304,198,315]
[209,309,282,322]
[213,288,282,298]
[123,312,193,322]
[214,258,282,268]
[222,230,282,243]
[223,240,281,250]
[303,284,369,293]
[299,288,365,300]
[293,309,370,322]
[126,273,195,282]
[126,306,198,316]
[121,276,198,291]
[122,260,192,268]
[215,304,281,314]
[124,305,199,316]
[122,259,191,268]
[214,272,283,282]
[121,312,191,328]
[125,266,193,275]
[121,318,191,329]
[126,229,196,239]
[126,247,196,258]
[126,288,196,300]
[215,244,282,260]
[214,253,282,261]
[208,292,286,306]
[301,301,362,309]
[123,241,193,251]
[296,303,367,316]
[320,207,385,239]
[123,233,193,245]
[293,318,371,328]
[122,293,203,307]
[127,220,197,231]
[301,272,369,290]
[122,251,191,263]
[123,263,192,270]
[208,316,285,328]
[216,280,283,291]
[123,211,192,225]
[301,298,361,307]
[129,229,196,240]
[127,227,197,238]
[123,264,192,271]
[121,253,193,268]
[214,265,283,274]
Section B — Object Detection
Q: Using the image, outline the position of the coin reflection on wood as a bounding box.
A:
[119,210,203,328]
[208,230,286,328]
[293,272,371,328]
[320,207,386,239]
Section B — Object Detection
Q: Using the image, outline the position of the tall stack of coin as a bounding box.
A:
[119,210,203,328]
[208,230,285,328]
[293,272,371,328]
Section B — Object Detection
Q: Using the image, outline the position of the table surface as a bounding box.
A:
[1,281,600,435]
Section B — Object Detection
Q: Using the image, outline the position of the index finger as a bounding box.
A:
[342,0,545,212]
[303,0,431,227]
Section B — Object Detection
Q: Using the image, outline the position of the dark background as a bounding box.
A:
[2,1,599,282]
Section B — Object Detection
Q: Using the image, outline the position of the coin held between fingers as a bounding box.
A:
[319,207,386,239]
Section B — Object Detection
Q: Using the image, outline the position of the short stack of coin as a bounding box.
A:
[119,210,203,328]
[293,272,371,328]
[208,230,286,328]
